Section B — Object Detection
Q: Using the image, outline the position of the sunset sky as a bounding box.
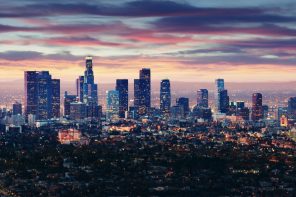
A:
[0,0,296,83]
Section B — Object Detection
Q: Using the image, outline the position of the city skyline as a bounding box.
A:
[0,0,296,83]
[1,1,296,196]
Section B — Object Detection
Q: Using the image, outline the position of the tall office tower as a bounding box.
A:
[176,97,190,117]
[197,89,208,108]
[24,71,60,120]
[64,91,77,117]
[251,93,263,121]
[116,79,128,118]
[52,79,60,118]
[160,79,171,114]
[215,79,225,112]
[81,57,98,118]
[36,71,53,120]
[76,76,84,102]
[288,97,296,119]
[219,89,229,113]
[139,68,151,114]
[134,79,145,115]
[106,90,119,120]
[13,102,22,115]
[24,71,38,119]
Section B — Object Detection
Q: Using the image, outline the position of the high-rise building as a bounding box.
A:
[116,79,128,118]
[24,71,38,119]
[176,97,189,117]
[76,76,84,102]
[136,68,151,115]
[12,102,22,115]
[24,71,60,120]
[81,57,99,118]
[106,90,119,120]
[36,71,52,120]
[160,79,171,114]
[288,97,296,119]
[215,79,225,112]
[197,89,208,108]
[64,91,77,117]
[52,79,60,118]
[215,79,224,112]
[251,93,263,121]
[134,79,146,115]
[219,89,229,114]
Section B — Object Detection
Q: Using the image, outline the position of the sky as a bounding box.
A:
[0,0,296,83]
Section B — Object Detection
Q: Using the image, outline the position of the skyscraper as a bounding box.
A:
[24,71,38,119]
[251,93,263,121]
[76,76,84,102]
[288,97,296,119]
[139,68,151,115]
[106,90,119,120]
[160,79,171,114]
[197,89,208,108]
[219,89,229,114]
[24,71,60,120]
[215,79,225,112]
[176,97,189,117]
[82,57,99,118]
[116,79,128,118]
[64,91,77,117]
[52,79,60,118]
[134,79,146,115]
[13,102,22,115]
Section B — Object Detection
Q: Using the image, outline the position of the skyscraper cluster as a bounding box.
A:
[24,71,60,120]
[70,57,101,120]
[22,57,270,124]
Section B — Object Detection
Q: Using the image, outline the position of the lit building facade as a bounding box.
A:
[215,79,224,112]
[106,90,119,120]
[251,93,263,121]
[176,97,189,117]
[64,91,77,117]
[116,79,128,118]
[160,79,171,114]
[24,71,60,120]
[197,89,208,108]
